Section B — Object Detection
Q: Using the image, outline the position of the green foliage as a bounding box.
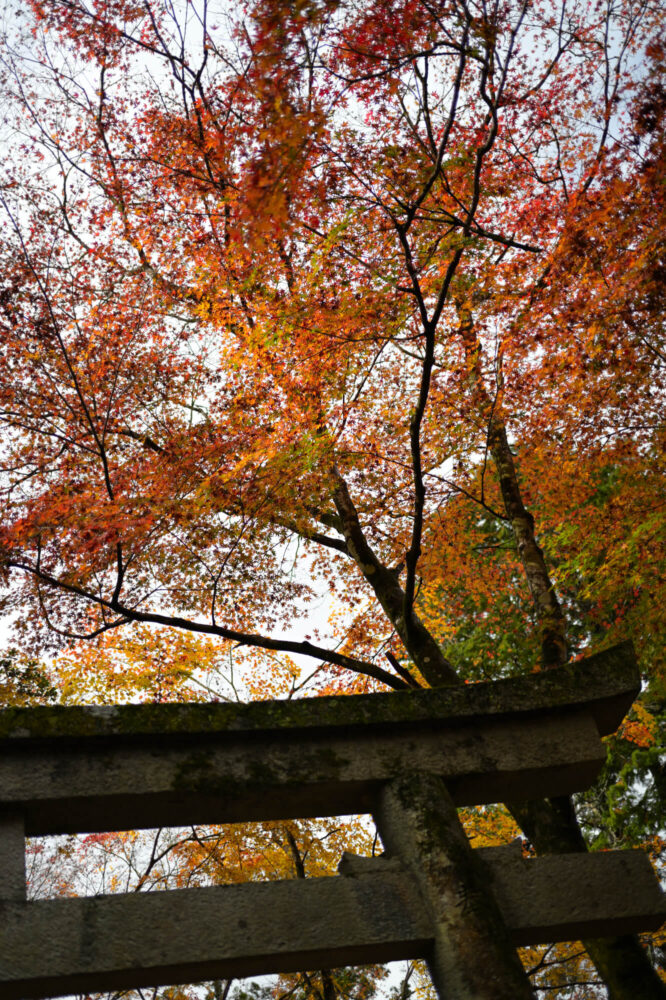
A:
[577,692,666,855]
[0,648,57,706]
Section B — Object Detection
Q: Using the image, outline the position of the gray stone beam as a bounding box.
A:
[0,709,604,835]
[0,642,639,746]
[0,644,639,836]
[1,847,663,1000]
[2,869,430,1000]
[476,844,666,945]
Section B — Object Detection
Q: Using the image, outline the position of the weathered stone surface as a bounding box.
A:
[0,811,25,901]
[338,848,666,942]
[0,709,604,835]
[1,846,663,1000]
[0,871,431,1000]
[0,641,638,744]
[478,844,666,944]
[374,772,536,1000]
[0,645,638,835]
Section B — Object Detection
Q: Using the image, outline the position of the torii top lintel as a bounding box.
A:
[0,639,639,746]
[0,642,640,837]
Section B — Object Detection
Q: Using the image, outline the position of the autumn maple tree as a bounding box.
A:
[1,0,665,996]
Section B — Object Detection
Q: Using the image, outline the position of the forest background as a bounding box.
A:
[0,0,665,998]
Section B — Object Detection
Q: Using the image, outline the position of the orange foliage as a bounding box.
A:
[2,2,666,996]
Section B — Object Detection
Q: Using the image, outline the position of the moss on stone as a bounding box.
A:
[0,641,638,743]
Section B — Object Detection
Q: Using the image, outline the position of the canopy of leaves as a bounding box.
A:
[0,1,665,997]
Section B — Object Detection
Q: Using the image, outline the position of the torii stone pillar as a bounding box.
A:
[375,772,534,999]
[0,641,663,999]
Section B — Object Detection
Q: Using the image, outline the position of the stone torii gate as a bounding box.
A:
[0,641,664,999]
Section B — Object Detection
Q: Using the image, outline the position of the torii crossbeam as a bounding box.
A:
[0,641,663,1000]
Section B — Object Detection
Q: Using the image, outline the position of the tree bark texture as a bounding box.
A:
[331,470,460,687]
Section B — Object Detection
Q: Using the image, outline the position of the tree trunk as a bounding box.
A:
[326,357,663,998]
[457,303,665,998]
[457,301,567,667]
[331,470,460,687]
